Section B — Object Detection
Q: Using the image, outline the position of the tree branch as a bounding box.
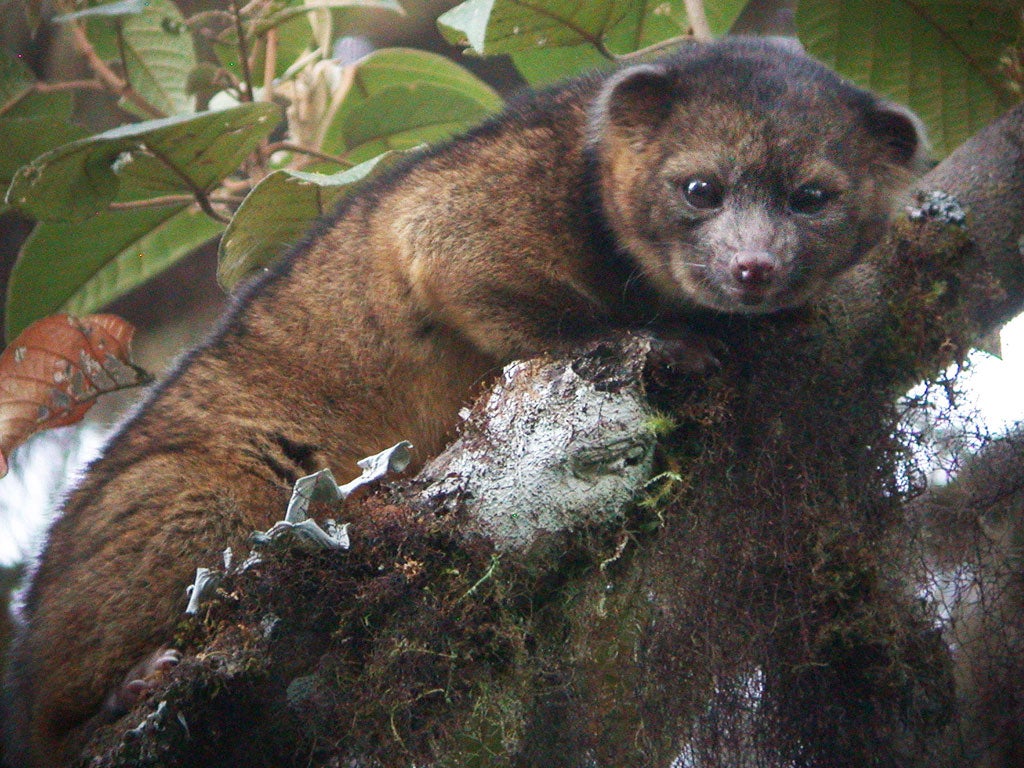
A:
[683,0,712,41]
[830,102,1024,384]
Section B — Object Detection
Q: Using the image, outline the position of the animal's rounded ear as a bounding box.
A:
[866,101,931,174]
[590,62,676,144]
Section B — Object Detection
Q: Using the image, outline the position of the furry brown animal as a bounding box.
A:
[3,37,925,766]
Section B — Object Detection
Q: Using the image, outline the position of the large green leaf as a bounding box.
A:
[506,0,748,85]
[0,118,90,214]
[439,0,708,84]
[119,0,198,116]
[5,206,222,341]
[798,0,1020,157]
[61,209,224,319]
[438,0,689,61]
[6,102,281,222]
[602,0,690,52]
[63,2,198,116]
[218,152,401,289]
[508,44,608,85]
[439,0,629,55]
[319,48,501,163]
[0,118,90,184]
[1,89,74,121]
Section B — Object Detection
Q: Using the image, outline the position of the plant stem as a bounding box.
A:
[107,194,239,212]
[265,142,354,168]
[615,34,694,63]
[69,24,164,118]
[230,0,255,102]
[263,27,278,102]
[143,144,233,224]
[683,0,712,41]
[33,79,105,93]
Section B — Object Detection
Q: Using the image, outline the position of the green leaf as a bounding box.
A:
[0,47,33,112]
[0,118,90,211]
[120,0,198,116]
[508,44,606,85]
[262,0,404,29]
[6,102,281,222]
[0,47,68,120]
[218,152,401,289]
[83,14,123,63]
[5,207,222,341]
[797,0,1020,157]
[62,209,224,319]
[333,83,492,159]
[602,0,688,54]
[436,0,494,54]
[705,0,747,36]
[1,89,74,121]
[438,0,688,62]
[319,48,501,163]
[53,0,148,22]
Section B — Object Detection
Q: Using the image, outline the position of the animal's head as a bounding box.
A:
[588,37,927,314]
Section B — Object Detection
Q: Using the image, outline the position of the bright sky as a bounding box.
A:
[0,424,108,565]
[957,316,1024,430]
[3,314,1024,566]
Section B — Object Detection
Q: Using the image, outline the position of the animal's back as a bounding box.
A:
[2,77,604,767]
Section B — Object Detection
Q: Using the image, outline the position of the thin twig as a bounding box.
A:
[458,554,501,603]
[1,78,105,117]
[614,34,694,63]
[263,26,278,102]
[230,0,255,102]
[114,22,133,93]
[33,79,105,93]
[264,141,354,167]
[69,24,164,118]
[107,194,240,211]
[143,144,232,223]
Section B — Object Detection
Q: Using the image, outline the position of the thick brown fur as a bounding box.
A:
[3,38,925,767]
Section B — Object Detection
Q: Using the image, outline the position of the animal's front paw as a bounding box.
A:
[570,329,724,392]
[103,647,181,718]
[638,330,724,388]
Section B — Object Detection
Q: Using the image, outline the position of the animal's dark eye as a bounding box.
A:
[789,183,833,215]
[682,177,724,210]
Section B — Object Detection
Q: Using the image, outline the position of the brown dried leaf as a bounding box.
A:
[0,314,151,477]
